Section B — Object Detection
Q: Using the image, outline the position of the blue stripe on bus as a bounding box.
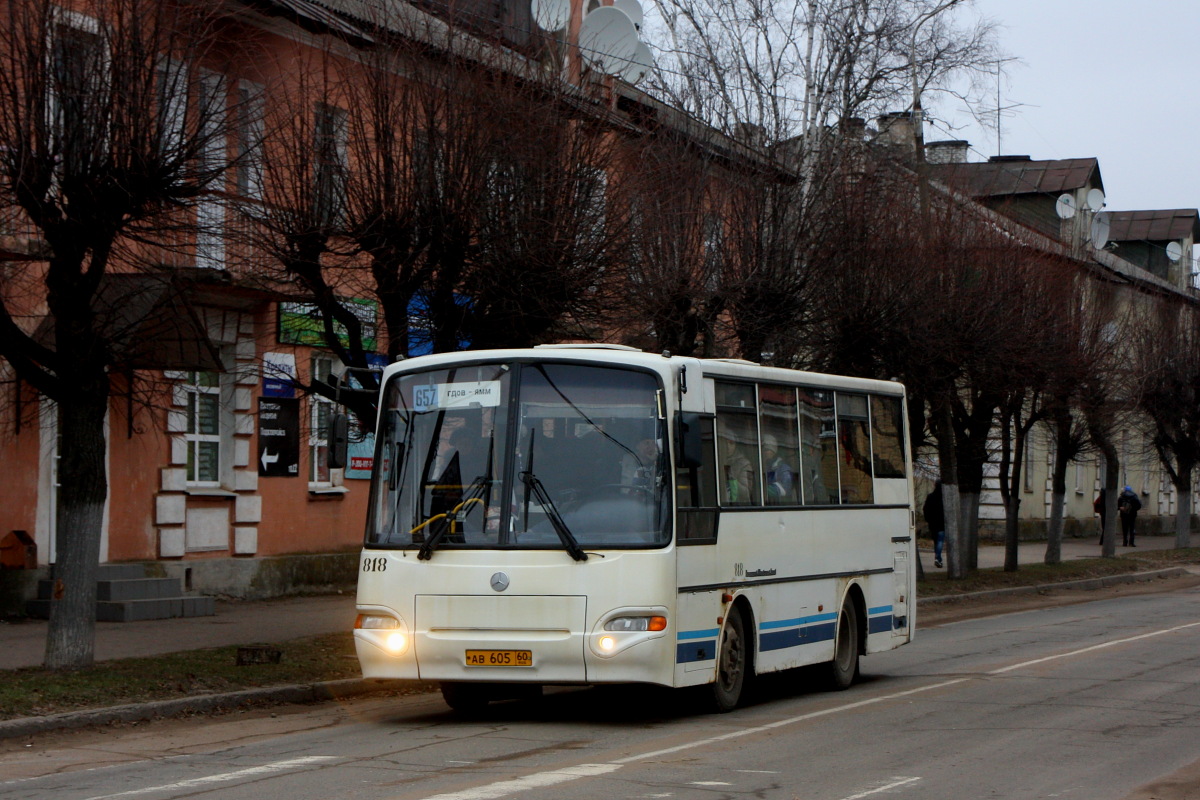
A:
[677,628,721,640]
[760,612,838,630]
[677,640,717,663]
[759,621,837,651]
[869,606,895,634]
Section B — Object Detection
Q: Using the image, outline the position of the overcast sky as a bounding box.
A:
[939,0,1198,213]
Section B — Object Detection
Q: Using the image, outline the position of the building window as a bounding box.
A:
[309,355,344,490]
[236,80,264,200]
[313,102,348,226]
[183,371,221,485]
[196,69,226,269]
[49,12,105,175]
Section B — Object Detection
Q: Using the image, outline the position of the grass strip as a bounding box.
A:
[0,632,362,721]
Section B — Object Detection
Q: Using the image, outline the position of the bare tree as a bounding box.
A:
[1134,298,1200,548]
[993,252,1076,571]
[248,13,622,398]
[1041,275,1120,563]
[0,0,235,668]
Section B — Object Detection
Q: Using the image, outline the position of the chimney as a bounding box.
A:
[925,140,970,164]
[874,112,913,147]
[733,122,766,147]
[839,116,867,140]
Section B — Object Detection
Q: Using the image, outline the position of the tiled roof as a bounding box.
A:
[1106,209,1200,242]
[928,157,1103,198]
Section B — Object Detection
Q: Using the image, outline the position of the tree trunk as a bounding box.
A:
[1045,423,1072,565]
[1176,485,1192,549]
[1101,452,1120,558]
[934,403,965,579]
[43,393,109,670]
[1045,490,1065,565]
[958,489,980,571]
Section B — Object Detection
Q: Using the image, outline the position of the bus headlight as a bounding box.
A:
[355,614,410,656]
[604,615,667,632]
[598,635,616,653]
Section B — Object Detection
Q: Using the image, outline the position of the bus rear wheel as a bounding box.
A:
[710,605,749,712]
[828,596,860,690]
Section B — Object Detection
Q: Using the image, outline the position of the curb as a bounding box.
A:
[0,678,436,741]
[1,567,1191,740]
[916,567,1190,605]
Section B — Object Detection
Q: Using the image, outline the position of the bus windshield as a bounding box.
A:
[367,361,670,551]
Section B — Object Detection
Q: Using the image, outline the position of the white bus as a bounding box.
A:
[351,345,915,712]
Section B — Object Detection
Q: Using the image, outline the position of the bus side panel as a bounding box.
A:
[673,589,720,687]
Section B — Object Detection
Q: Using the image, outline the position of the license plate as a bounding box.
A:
[465,649,533,667]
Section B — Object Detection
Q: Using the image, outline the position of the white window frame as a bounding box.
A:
[309,355,345,491]
[182,370,222,487]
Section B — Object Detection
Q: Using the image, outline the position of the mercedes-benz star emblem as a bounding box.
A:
[490,572,510,592]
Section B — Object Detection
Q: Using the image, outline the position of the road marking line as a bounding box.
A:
[414,763,621,800]
[83,756,337,800]
[841,776,921,799]
[612,677,969,764]
[988,620,1200,675]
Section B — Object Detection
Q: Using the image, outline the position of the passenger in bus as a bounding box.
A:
[762,434,795,503]
[621,437,659,490]
[720,430,757,504]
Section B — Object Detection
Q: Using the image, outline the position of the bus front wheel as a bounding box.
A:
[710,605,749,712]
[828,597,860,690]
[441,681,490,713]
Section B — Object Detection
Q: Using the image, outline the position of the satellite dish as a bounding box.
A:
[1055,193,1077,220]
[612,0,643,29]
[1085,188,1105,212]
[531,0,571,31]
[1090,212,1110,250]
[619,41,654,84]
[1166,242,1183,262]
[578,6,640,75]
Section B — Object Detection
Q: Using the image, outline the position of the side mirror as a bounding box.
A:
[328,413,349,469]
[677,411,705,469]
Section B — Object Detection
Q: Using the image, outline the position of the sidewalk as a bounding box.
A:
[922,531,1200,573]
[0,593,356,671]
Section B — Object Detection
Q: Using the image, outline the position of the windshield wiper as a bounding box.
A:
[519,471,588,562]
[416,474,489,560]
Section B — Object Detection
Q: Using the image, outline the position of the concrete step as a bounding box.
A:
[25,595,215,622]
[96,564,148,581]
[97,578,182,602]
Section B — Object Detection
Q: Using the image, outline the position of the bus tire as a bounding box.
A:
[828,596,860,690]
[440,681,490,713]
[710,605,749,712]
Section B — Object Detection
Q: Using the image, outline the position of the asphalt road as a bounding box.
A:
[3,581,1199,800]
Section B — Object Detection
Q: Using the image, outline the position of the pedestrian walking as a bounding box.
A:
[1094,487,1106,545]
[1118,485,1142,546]
[923,480,946,568]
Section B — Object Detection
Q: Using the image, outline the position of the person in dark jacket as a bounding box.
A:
[923,480,946,568]
[1094,487,1106,545]
[1118,485,1142,546]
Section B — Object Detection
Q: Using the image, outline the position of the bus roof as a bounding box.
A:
[381,346,906,397]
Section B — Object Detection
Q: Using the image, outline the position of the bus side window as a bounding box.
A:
[871,395,906,479]
[717,411,759,506]
[836,393,874,504]
[676,415,717,541]
[759,384,799,505]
